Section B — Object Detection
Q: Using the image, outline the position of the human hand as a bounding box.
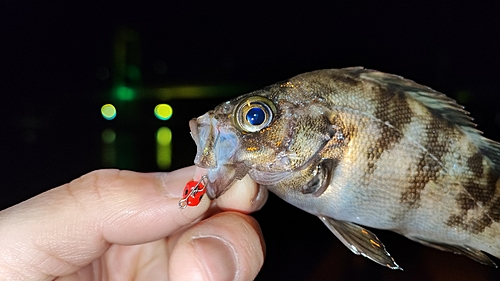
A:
[0,166,267,280]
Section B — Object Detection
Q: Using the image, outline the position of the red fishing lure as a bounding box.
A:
[179,176,206,208]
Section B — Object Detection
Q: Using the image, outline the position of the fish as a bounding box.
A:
[188,67,500,269]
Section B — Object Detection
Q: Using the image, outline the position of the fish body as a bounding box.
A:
[189,67,500,269]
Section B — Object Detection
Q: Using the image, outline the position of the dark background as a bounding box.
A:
[2,1,500,280]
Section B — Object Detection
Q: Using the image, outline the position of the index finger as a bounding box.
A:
[194,167,268,213]
[0,167,208,280]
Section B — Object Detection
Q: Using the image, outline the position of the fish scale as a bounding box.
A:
[189,67,500,269]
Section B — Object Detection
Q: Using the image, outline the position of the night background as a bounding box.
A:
[2,1,500,280]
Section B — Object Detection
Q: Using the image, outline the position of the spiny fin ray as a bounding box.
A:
[347,67,500,170]
[319,216,402,270]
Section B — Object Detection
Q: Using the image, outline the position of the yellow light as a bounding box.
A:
[154,104,173,120]
[157,127,172,169]
[101,104,116,120]
[157,127,172,145]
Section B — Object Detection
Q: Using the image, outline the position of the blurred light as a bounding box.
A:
[101,104,117,120]
[157,127,172,169]
[116,86,136,101]
[157,127,172,145]
[101,129,116,144]
[154,104,173,120]
[101,129,116,167]
[154,85,249,101]
[127,66,141,80]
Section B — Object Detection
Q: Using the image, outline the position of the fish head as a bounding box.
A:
[189,104,249,199]
[190,80,339,199]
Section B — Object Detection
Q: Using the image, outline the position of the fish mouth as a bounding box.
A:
[189,113,248,199]
[189,113,217,169]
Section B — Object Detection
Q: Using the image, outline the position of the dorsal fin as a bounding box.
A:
[356,68,476,131]
[349,67,500,169]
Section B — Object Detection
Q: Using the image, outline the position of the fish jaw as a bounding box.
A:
[189,113,248,199]
[189,112,218,169]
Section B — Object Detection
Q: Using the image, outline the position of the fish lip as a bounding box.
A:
[190,113,244,198]
[190,113,219,169]
[189,118,198,142]
[189,118,200,153]
[189,118,211,169]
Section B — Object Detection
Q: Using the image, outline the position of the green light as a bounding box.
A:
[101,129,116,144]
[101,104,117,120]
[154,104,173,120]
[116,86,136,101]
[157,127,172,169]
[127,66,141,81]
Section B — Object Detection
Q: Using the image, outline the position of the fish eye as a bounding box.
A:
[246,107,265,125]
[235,96,276,132]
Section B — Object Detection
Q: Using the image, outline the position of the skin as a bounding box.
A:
[0,166,267,281]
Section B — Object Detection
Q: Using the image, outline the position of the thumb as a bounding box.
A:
[0,167,209,280]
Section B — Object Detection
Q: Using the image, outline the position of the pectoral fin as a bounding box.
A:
[319,216,402,270]
[302,159,335,196]
[407,236,497,267]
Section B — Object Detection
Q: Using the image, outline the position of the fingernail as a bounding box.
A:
[193,236,237,281]
[194,167,208,180]
[251,186,268,210]
[153,172,181,198]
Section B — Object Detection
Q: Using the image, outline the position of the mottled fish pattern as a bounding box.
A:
[189,67,500,269]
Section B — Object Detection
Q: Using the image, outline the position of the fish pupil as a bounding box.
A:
[246,107,265,125]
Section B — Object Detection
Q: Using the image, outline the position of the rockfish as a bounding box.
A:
[189,67,500,269]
